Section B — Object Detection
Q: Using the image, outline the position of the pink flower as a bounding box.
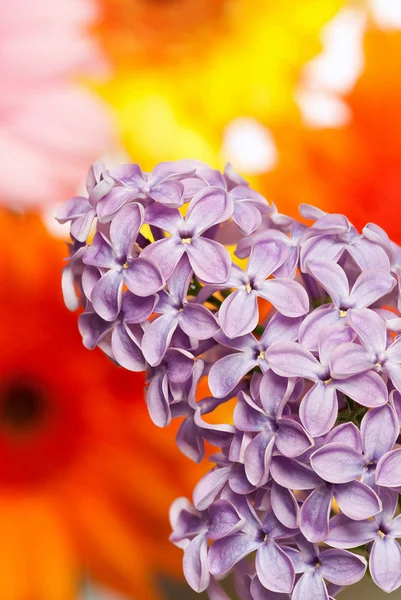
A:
[0,0,113,208]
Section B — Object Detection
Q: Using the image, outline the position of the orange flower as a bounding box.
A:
[0,210,204,600]
[259,26,401,244]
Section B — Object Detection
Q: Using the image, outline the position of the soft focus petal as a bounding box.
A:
[109,202,144,258]
[370,537,401,593]
[146,371,171,427]
[78,311,112,350]
[311,444,364,484]
[91,269,123,322]
[150,180,184,207]
[167,254,193,302]
[183,533,210,593]
[111,323,145,372]
[83,232,115,269]
[326,423,362,453]
[232,201,262,235]
[261,313,303,347]
[186,187,233,234]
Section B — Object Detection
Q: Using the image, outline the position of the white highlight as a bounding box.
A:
[371,0,401,29]
[296,90,351,128]
[41,203,70,239]
[222,117,278,174]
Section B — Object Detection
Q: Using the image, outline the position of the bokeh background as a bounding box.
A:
[1,0,401,598]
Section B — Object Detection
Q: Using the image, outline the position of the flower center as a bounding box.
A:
[246,282,252,294]
[0,381,47,433]
[181,238,192,245]
[263,533,268,542]
[123,261,130,269]
[324,378,332,386]
[315,561,322,568]
[339,310,347,318]
[258,350,265,360]
[377,530,386,539]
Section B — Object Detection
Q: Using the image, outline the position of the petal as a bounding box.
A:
[318,324,356,366]
[299,383,338,438]
[109,202,144,258]
[266,342,321,380]
[275,418,314,458]
[349,269,396,308]
[361,404,399,462]
[376,448,401,488]
[299,307,341,353]
[306,259,349,308]
[334,371,388,408]
[385,361,401,395]
[244,430,275,487]
[260,370,293,418]
[96,187,138,222]
[320,549,366,586]
[78,311,112,350]
[193,467,231,511]
[187,237,231,284]
[82,265,101,301]
[145,371,171,427]
[149,160,196,186]
[270,457,321,490]
[326,514,376,549]
[208,533,260,576]
[387,335,401,362]
[345,308,387,354]
[261,313,303,347]
[186,187,234,234]
[310,444,365,484]
[209,353,256,398]
[207,500,243,541]
[258,279,309,318]
[144,202,182,233]
[219,289,259,339]
[370,537,401,593]
[70,210,96,242]
[271,483,299,530]
[176,416,204,463]
[299,484,333,543]
[150,180,184,207]
[121,292,158,323]
[57,195,90,222]
[183,533,210,593]
[83,232,115,269]
[232,201,262,235]
[180,304,219,339]
[247,239,289,280]
[91,269,123,321]
[250,576,291,600]
[349,237,391,271]
[167,254,193,302]
[165,348,196,383]
[124,256,165,297]
[256,541,295,594]
[301,237,345,271]
[329,343,373,379]
[334,481,382,521]
[292,572,328,600]
[141,313,178,366]
[326,423,363,453]
[111,323,146,372]
[234,392,268,432]
[141,237,185,280]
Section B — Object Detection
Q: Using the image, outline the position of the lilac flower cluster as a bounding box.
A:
[58,159,401,599]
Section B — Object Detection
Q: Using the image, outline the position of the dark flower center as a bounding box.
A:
[0,381,47,432]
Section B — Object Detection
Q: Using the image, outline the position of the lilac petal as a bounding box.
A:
[209,533,261,576]
[91,269,123,321]
[377,487,399,523]
[234,392,268,432]
[335,480,382,520]
[111,323,146,371]
[165,348,196,383]
[390,390,401,425]
[180,303,219,339]
[150,180,184,207]
[349,237,391,272]
[187,237,231,284]
[258,279,309,318]
[167,254,193,302]
[256,541,295,594]
[146,371,171,427]
[266,342,321,380]
[292,572,328,600]
[207,578,231,600]
[306,260,349,308]
[82,265,101,301]
[299,484,333,543]
[301,237,345,271]
[109,202,144,258]
[325,423,363,453]
[349,269,396,308]
[141,237,185,279]
[83,232,115,269]
[57,195,90,222]
[318,324,356,366]
[247,239,288,280]
[121,292,157,323]
[299,308,341,353]
[275,418,314,458]
[387,335,401,361]
[149,160,196,186]
[320,549,366,586]
[96,187,138,222]
[370,537,401,593]
[207,500,243,540]
[260,370,293,418]
[334,371,388,408]
[244,430,275,487]
[183,533,210,593]
[219,289,259,339]
[232,201,263,235]
[329,343,373,379]
[78,311,112,350]
[271,483,299,530]
[124,256,165,297]
[176,417,204,463]
[186,187,233,234]
[300,383,338,438]
[326,514,376,548]
[250,576,291,600]
[385,361,401,395]
[376,448,401,488]
[209,353,256,398]
[70,209,96,242]
[144,202,183,232]
[310,444,365,484]
[345,308,387,354]
[261,313,303,347]
[141,313,179,366]
[361,404,399,462]
[193,467,231,511]
[270,457,322,490]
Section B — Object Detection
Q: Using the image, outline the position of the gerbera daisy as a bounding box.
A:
[0,209,204,600]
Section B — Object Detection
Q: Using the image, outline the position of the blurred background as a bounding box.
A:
[1,0,401,598]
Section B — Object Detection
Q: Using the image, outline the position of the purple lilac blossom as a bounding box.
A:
[59,159,401,599]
